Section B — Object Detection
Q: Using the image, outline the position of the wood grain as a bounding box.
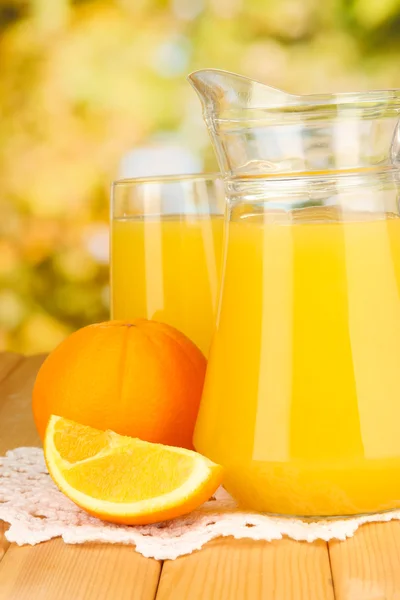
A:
[329,521,400,600]
[0,523,9,563]
[0,353,24,385]
[0,539,161,600]
[0,355,43,562]
[0,354,45,455]
[156,537,335,600]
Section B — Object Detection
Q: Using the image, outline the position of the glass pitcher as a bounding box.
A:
[189,69,400,517]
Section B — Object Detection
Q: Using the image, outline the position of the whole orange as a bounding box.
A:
[32,320,207,449]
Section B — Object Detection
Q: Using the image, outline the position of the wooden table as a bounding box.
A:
[1,352,400,599]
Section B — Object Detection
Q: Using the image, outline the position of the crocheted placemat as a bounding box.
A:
[1,447,399,560]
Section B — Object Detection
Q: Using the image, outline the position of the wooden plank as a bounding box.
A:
[329,521,400,600]
[0,539,161,600]
[0,353,24,385]
[156,537,335,600]
[0,355,44,563]
[0,523,9,562]
[0,354,46,454]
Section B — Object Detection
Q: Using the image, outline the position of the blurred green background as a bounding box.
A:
[1,0,400,353]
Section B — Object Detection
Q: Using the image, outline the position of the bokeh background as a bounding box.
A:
[1,0,400,353]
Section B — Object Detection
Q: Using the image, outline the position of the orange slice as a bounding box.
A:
[44,415,223,525]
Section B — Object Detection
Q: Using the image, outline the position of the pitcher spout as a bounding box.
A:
[188,69,291,114]
[188,69,298,176]
[188,69,400,179]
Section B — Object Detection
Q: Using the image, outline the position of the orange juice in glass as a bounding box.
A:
[111,174,225,356]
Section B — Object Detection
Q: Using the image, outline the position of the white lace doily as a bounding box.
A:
[2,447,400,560]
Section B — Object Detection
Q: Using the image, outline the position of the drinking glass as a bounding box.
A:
[110,174,225,356]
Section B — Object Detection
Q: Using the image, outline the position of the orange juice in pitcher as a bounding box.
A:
[196,207,400,516]
[189,69,400,516]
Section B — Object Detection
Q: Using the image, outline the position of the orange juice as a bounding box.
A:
[111,215,224,356]
[194,208,400,516]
